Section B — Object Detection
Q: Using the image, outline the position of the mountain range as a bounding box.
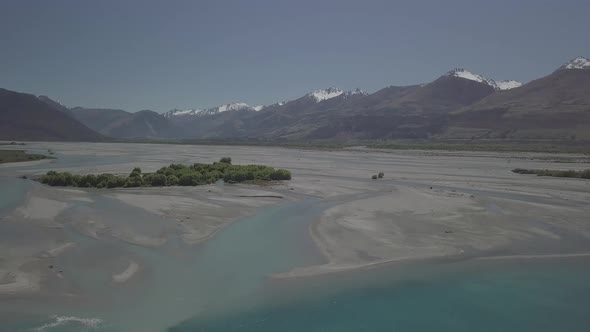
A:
[1,57,589,142]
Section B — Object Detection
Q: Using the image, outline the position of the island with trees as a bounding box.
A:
[39,157,291,188]
[0,149,47,164]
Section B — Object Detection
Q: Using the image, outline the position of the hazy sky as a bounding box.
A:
[1,0,589,112]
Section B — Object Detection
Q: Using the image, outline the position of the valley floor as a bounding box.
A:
[0,142,589,331]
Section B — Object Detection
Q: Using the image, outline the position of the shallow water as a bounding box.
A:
[1,195,329,332]
[0,176,30,213]
[169,258,590,332]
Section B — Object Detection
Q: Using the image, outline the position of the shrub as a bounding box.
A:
[271,169,291,180]
[125,176,142,187]
[79,174,98,187]
[513,168,590,180]
[144,173,166,186]
[378,172,384,178]
[178,174,198,186]
[371,175,378,179]
[219,157,232,164]
[512,168,538,175]
[166,174,179,186]
[129,167,142,178]
[169,163,186,171]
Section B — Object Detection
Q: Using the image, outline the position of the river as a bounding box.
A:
[1,143,589,331]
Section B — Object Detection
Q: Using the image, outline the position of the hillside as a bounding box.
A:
[0,88,103,141]
[447,60,590,139]
[71,108,183,139]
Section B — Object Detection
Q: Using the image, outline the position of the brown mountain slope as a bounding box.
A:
[181,77,497,140]
[71,108,184,139]
[0,88,103,141]
[300,76,496,139]
[447,68,590,139]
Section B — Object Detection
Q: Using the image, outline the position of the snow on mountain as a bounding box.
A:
[216,102,250,113]
[38,96,65,107]
[164,102,255,118]
[253,105,264,111]
[561,56,590,70]
[164,109,197,117]
[344,88,368,97]
[163,109,203,118]
[446,68,496,86]
[307,87,344,102]
[494,80,522,90]
[307,87,367,102]
[445,68,521,91]
[268,101,288,107]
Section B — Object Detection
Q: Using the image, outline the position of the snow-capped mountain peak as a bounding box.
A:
[446,68,495,85]
[163,109,201,117]
[561,56,590,70]
[345,88,368,96]
[494,80,523,90]
[306,87,367,102]
[216,102,250,113]
[164,102,255,118]
[253,105,264,111]
[307,87,344,102]
[445,68,521,91]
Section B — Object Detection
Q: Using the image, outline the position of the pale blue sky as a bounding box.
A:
[1,0,589,112]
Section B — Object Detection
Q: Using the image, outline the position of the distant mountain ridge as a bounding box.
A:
[1,56,588,141]
[71,107,182,139]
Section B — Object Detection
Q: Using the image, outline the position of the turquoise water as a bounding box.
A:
[169,258,590,332]
[0,176,31,212]
[0,198,328,332]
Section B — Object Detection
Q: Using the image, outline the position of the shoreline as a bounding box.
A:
[274,179,590,279]
[273,250,590,279]
[0,271,40,295]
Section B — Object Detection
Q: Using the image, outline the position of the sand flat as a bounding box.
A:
[0,271,40,295]
[112,261,140,283]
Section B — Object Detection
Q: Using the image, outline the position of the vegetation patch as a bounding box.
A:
[39,157,291,188]
[0,149,47,164]
[367,139,590,153]
[371,172,385,180]
[512,168,590,179]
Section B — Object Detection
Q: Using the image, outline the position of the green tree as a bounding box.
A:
[125,176,143,187]
[129,167,142,178]
[178,174,198,186]
[166,174,179,186]
[144,173,166,186]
